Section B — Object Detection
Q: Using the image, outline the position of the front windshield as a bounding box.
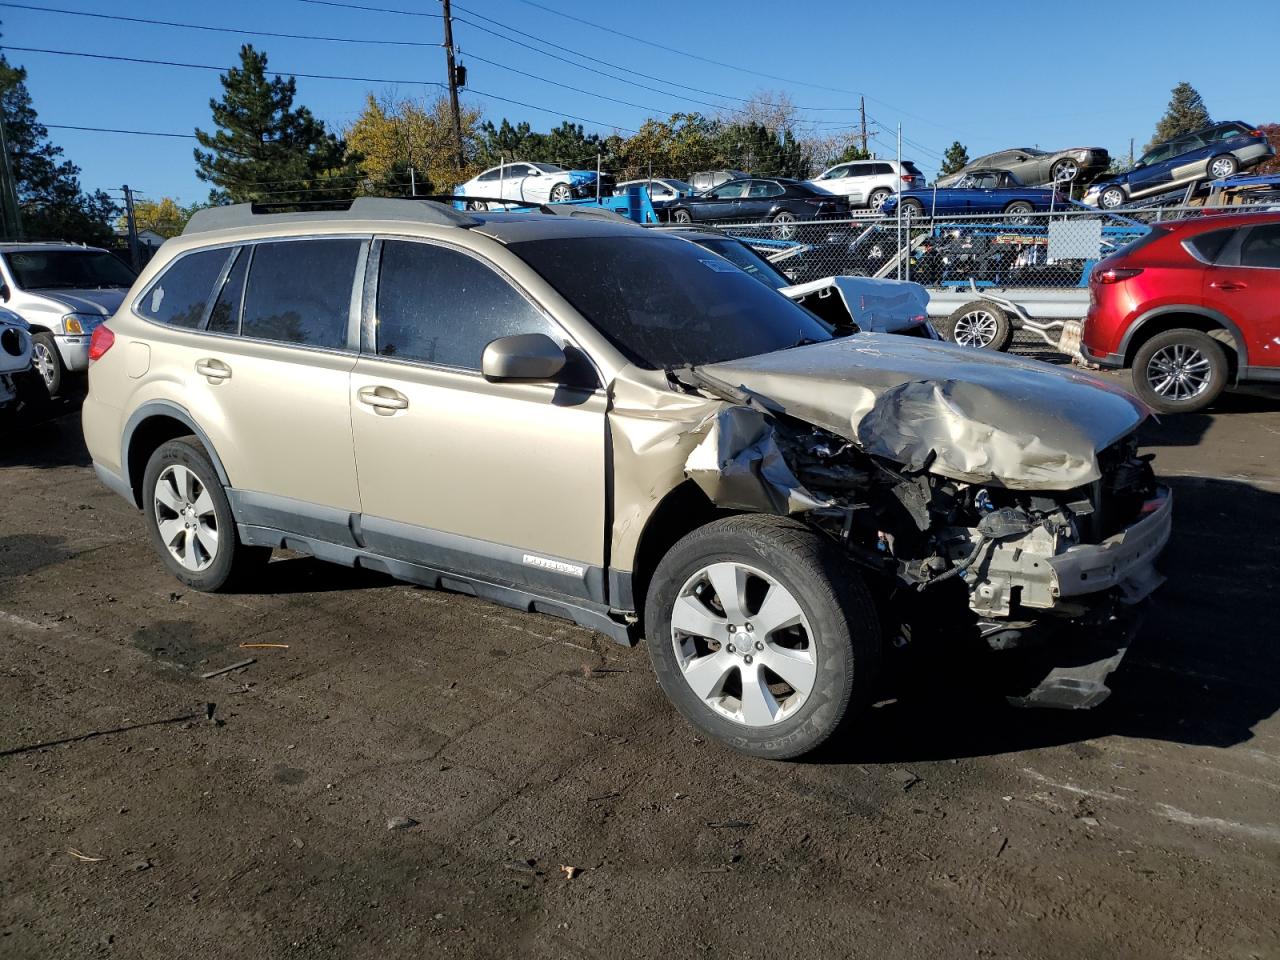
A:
[687,237,790,291]
[4,250,137,290]
[511,234,830,369]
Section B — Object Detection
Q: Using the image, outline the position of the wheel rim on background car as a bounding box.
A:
[1052,159,1079,182]
[1101,189,1124,209]
[670,561,816,727]
[32,341,56,389]
[1006,202,1034,224]
[1144,343,1213,403]
[771,212,797,240]
[1208,157,1236,179]
[673,209,692,224]
[153,464,219,572]
[550,184,572,202]
[869,190,890,210]
[952,309,1000,348]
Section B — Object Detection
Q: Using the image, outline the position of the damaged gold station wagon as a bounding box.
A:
[82,198,1173,759]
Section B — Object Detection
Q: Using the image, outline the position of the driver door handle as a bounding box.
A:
[358,385,409,413]
[1210,280,1247,291]
[195,358,232,382]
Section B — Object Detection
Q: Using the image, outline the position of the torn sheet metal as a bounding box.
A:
[684,405,831,514]
[702,335,1148,489]
[780,275,931,334]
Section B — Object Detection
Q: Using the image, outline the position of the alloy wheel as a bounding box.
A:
[1052,159,1079,182]
[953,309,999,348]
[1145,343,1212,402]
[771,212,797,240]
[153,464,219,572]
[670,561,816,727]
[1208,157,1235,179]
[550,184,572,202]
[32,341,57,389]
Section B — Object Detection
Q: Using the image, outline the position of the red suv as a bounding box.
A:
[1082,212,1280,413]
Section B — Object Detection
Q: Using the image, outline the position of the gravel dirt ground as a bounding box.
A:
[2,379,1278,960]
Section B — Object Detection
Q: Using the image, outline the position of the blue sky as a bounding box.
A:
[3,0,1278,205]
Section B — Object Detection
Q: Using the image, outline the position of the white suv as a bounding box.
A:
[0,243,138,396]
[806,159,926,210]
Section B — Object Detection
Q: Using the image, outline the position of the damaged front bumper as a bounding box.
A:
[970,485,1171,618]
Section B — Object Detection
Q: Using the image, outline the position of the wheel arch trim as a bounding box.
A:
[1119,305,1249,369]
[120,401,232,506]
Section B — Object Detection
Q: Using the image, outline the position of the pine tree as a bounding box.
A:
[939,141,970,176]
[1147,82,1211,150]
[194,45,360,204]
[0,54,117,243]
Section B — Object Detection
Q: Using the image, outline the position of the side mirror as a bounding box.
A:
[0,284,8,302]
[481,333,566,383]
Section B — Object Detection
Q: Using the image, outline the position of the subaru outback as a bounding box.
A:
[84,198,1173,758]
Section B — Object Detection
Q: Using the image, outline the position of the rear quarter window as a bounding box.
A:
[1185,227,1236,264]
[137,248,232,329]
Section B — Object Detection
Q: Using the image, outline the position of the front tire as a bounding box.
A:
[644,515,881,759]
[1051,158,1079,183]
[31,332,63,398]
[1131,328,1228,414]
[549,183,573,202]
[1099,185,1126,209]
[142,437,270,591]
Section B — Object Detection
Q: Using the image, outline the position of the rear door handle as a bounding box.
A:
[195,358,232,382]
[1210,280,1247,291]
[357,385,409,413]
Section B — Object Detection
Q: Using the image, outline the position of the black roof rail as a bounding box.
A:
[183,197,479,235]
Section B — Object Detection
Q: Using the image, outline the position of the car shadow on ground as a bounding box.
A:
[235,555,399,595]
[823,474,1279,765]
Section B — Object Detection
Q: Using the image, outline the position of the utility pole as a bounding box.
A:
[859,96,867,156]
[1128,138,1134,168]
[0,102,22,241]
[409,167,417,197]
[441,0,465,171]
[122,184,140,272]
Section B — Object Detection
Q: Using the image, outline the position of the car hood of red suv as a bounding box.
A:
[700,335,1148,490]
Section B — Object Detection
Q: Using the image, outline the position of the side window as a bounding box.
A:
[1240,225,1280,269]
[207,247,249,335]
[241,239,361,349]
[873,163,894,176]
[375,240,564,370]
[1186,228,1236,264]
[747,181,778,198]
[137,249,230,329]
[477,168,501,182]
[710,182,749,199]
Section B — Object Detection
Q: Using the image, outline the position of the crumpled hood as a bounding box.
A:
[566,170,599,185]
[700,335,1147,489]
[27,288,126,316]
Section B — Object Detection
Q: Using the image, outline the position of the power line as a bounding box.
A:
[486,0,860,97]
[46,123,196,139]
[294,0,440,18]
[1,46,639,133]
[0,2,443,48]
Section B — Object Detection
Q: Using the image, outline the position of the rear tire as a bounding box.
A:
[868,188,892,210]
[672,208,693,224]
[644,515,881,759]
[942,301,1013,351]
[1207,155,1238,180]
[142,437,270,592]
[1130,328,1227,414]
[1003,200,1035,223]
[770,210,798,240]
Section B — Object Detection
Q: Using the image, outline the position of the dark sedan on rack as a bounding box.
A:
[667,177,851,239]
[880,169,1068,220]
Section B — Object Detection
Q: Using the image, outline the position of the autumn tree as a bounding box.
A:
[1254,123,1280,174]
[345,94,483,195]
[1147,82,1210,150]
[0,53,116,243]
[940,141,970,176]
[115,197,198,238]
[194,45,360,204]
[614,113,720,181]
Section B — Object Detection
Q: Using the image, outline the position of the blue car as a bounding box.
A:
[880,169,1066,220]
[1083,121,1275,209]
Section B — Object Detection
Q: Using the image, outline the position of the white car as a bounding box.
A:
[455,162,606,209]
[613,178,694,203]
[806,159,926,210]
[1,243,138,397]
[0,305,39,416]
